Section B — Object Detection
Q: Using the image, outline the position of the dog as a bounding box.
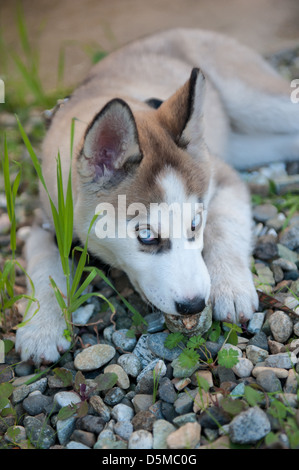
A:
[15,28,299,364]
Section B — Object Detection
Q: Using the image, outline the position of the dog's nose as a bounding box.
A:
[175,297,206,315]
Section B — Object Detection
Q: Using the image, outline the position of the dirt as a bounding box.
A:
[1,0,299,93]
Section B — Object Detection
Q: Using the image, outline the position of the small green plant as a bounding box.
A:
[54,368,118,420]
[164,321,241,370]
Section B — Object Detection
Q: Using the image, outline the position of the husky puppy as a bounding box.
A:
[16,28,299,364]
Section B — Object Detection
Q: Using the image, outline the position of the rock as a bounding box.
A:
[117,353,142,377]
[22,391,53,416]
[256,369,282,393]
[269,311,293,343]
[158,377,177,404]
[254,264,275,288]
[14,362,34,377]
[136,359,166,383]
[245,345,269,365]
[147,332,182,361]
[89,395,111,422]
[284,369,298,394]
[247,331,269,351]
[172,413,197,426]
[4,425,27,445]
[112,329,137,352]
[264,352,298,369]
[132,410,156,431]
[54,391,81,408]
[12,378,48,404]
[56,417,76,446]
[132,394,153,413]
[72,304,95,325]
[197,406,231,430]
[174,389,197,415]
[66,441,91,449]
[164,303,212,336]
[133,335,157,367]
[144,312,165,333]
[74,344,116,371]
[277,243,299,263]
[229,407,271,444]
[252,366,289,379]
[153,419,176,449]
[23,416,56,449]
[104,364,130,389]
[254,234,278,261]
[111,403,134,422]
[128,430,153,449]
[70,429,96,448]
[171,356,199,379]
[252,203,278,223]
[280,226,299,250]
[294,322,299,337]
[114,420,133,440]
[266,213,286,231]
[247,312,266,334]
[272,258,298,271]
[191,370,214,388]
[166,422,201,449]
[103,387,125,406]
[76,415,105,434]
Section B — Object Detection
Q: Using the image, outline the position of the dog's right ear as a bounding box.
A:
[78,98,142,184]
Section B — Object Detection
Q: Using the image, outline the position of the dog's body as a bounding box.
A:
[16,28,299,364]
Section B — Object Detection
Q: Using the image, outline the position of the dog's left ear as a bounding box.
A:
[157,68,206,157]
[79,98,142,183]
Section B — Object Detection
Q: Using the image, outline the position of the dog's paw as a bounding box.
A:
[210,274,259,324]
[15,315,71,365]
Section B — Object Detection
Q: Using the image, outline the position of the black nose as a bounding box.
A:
[175,297,206,315]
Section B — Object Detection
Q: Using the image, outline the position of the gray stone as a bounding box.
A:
[247,331,269,351]
[272,258,298,271]
[269,311,293,343]
[245,345,269,365]
[232,357,254,378]
[103,387,125,406]
[114,420,133,440]
[117,353,142,378]
[158,377,177,404]
[112,329,137,352]
[54,391,81,408]
[111,403,134,422]
[280,226,299,250]
[256,369,282,393]
[22,391,53,416]
[128,430,153,449]
[144,312,165,333]
[252,204,278,223]
[254,235,278,261]
[133,334,157,367]
[136,359,167,383]
[56,417,76,446]
[23,416,56,449]
[264,352,298,369]
[89,395,111,422]
[12,378,48,404]
[132,394,153,413]
[153,419,176,449]
[66,441,91,449]
[247,312,266,334]
[74,344,116,371]
[229,407,271,444]
[147,332,182,361]
[174,389,197,415]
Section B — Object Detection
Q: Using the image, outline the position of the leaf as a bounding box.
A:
[0,382,13,399]
[94,372,118,391]
[164,332,186,350]
[208,321,221,342]
[3,339,14,354]
[221,397,247,416]
[53,367,73,387]
[76,400,89,418]
[178,349,199,369]
[74,371,86,393]
[186,335,205,349]
[244,385,264,407]
[217,349,239,368]
[57,404,77,420]
[196,375,210,393]
[264,431,280,447]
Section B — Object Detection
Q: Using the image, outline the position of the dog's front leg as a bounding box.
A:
[15,225,71,364]
[203,163,259,324]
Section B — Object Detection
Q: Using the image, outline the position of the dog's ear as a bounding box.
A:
[79,98,142,184]
[157,68,206,157]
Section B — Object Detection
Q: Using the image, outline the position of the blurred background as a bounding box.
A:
[1,0,299,94]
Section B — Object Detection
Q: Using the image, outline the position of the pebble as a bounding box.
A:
[147,332,182,361]
[247,312,266,334]
[89,395,111,422]
[54,391,81,408]
[114,420,133,440]
[23,416,56,449]
[132,410,156,431]
[112,329,137,352]
[70,429,96,448]
[264,352,298,369]
[103,387,125,406]
[254,234,278,260]
[255,369,282,393]
[56,417,76,446]
[136,359,167,383]
[174,389,197,415]
[117,353,142,377]
[144,312,165,333]
[153,419,176,449]
[104,364,130,389]
[229,407,271,444]
[252,203,278,223]
[111,403,134,422]
[133,334,157,367]
[12,378,48,404]
[128,430,153,449]
[166,422,201,449]
[247,331,269,351]
[4,425,27,445]
[232,357,254,378]
[280,226,299,251]
[245,345,269,365]
[158,377,177,403]
[66,441,91,449]
[132,394,153,413]
[74,344,116,371]
[22,391,53,416]
[252,366,289,379]
[269,311,293,343]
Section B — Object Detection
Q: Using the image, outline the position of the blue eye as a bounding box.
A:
[137,227,158,245]
[191,213,202,231]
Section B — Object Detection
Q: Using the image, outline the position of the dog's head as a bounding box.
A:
[75,68,212,315]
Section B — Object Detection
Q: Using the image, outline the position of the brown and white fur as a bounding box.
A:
[16,28,299,364]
